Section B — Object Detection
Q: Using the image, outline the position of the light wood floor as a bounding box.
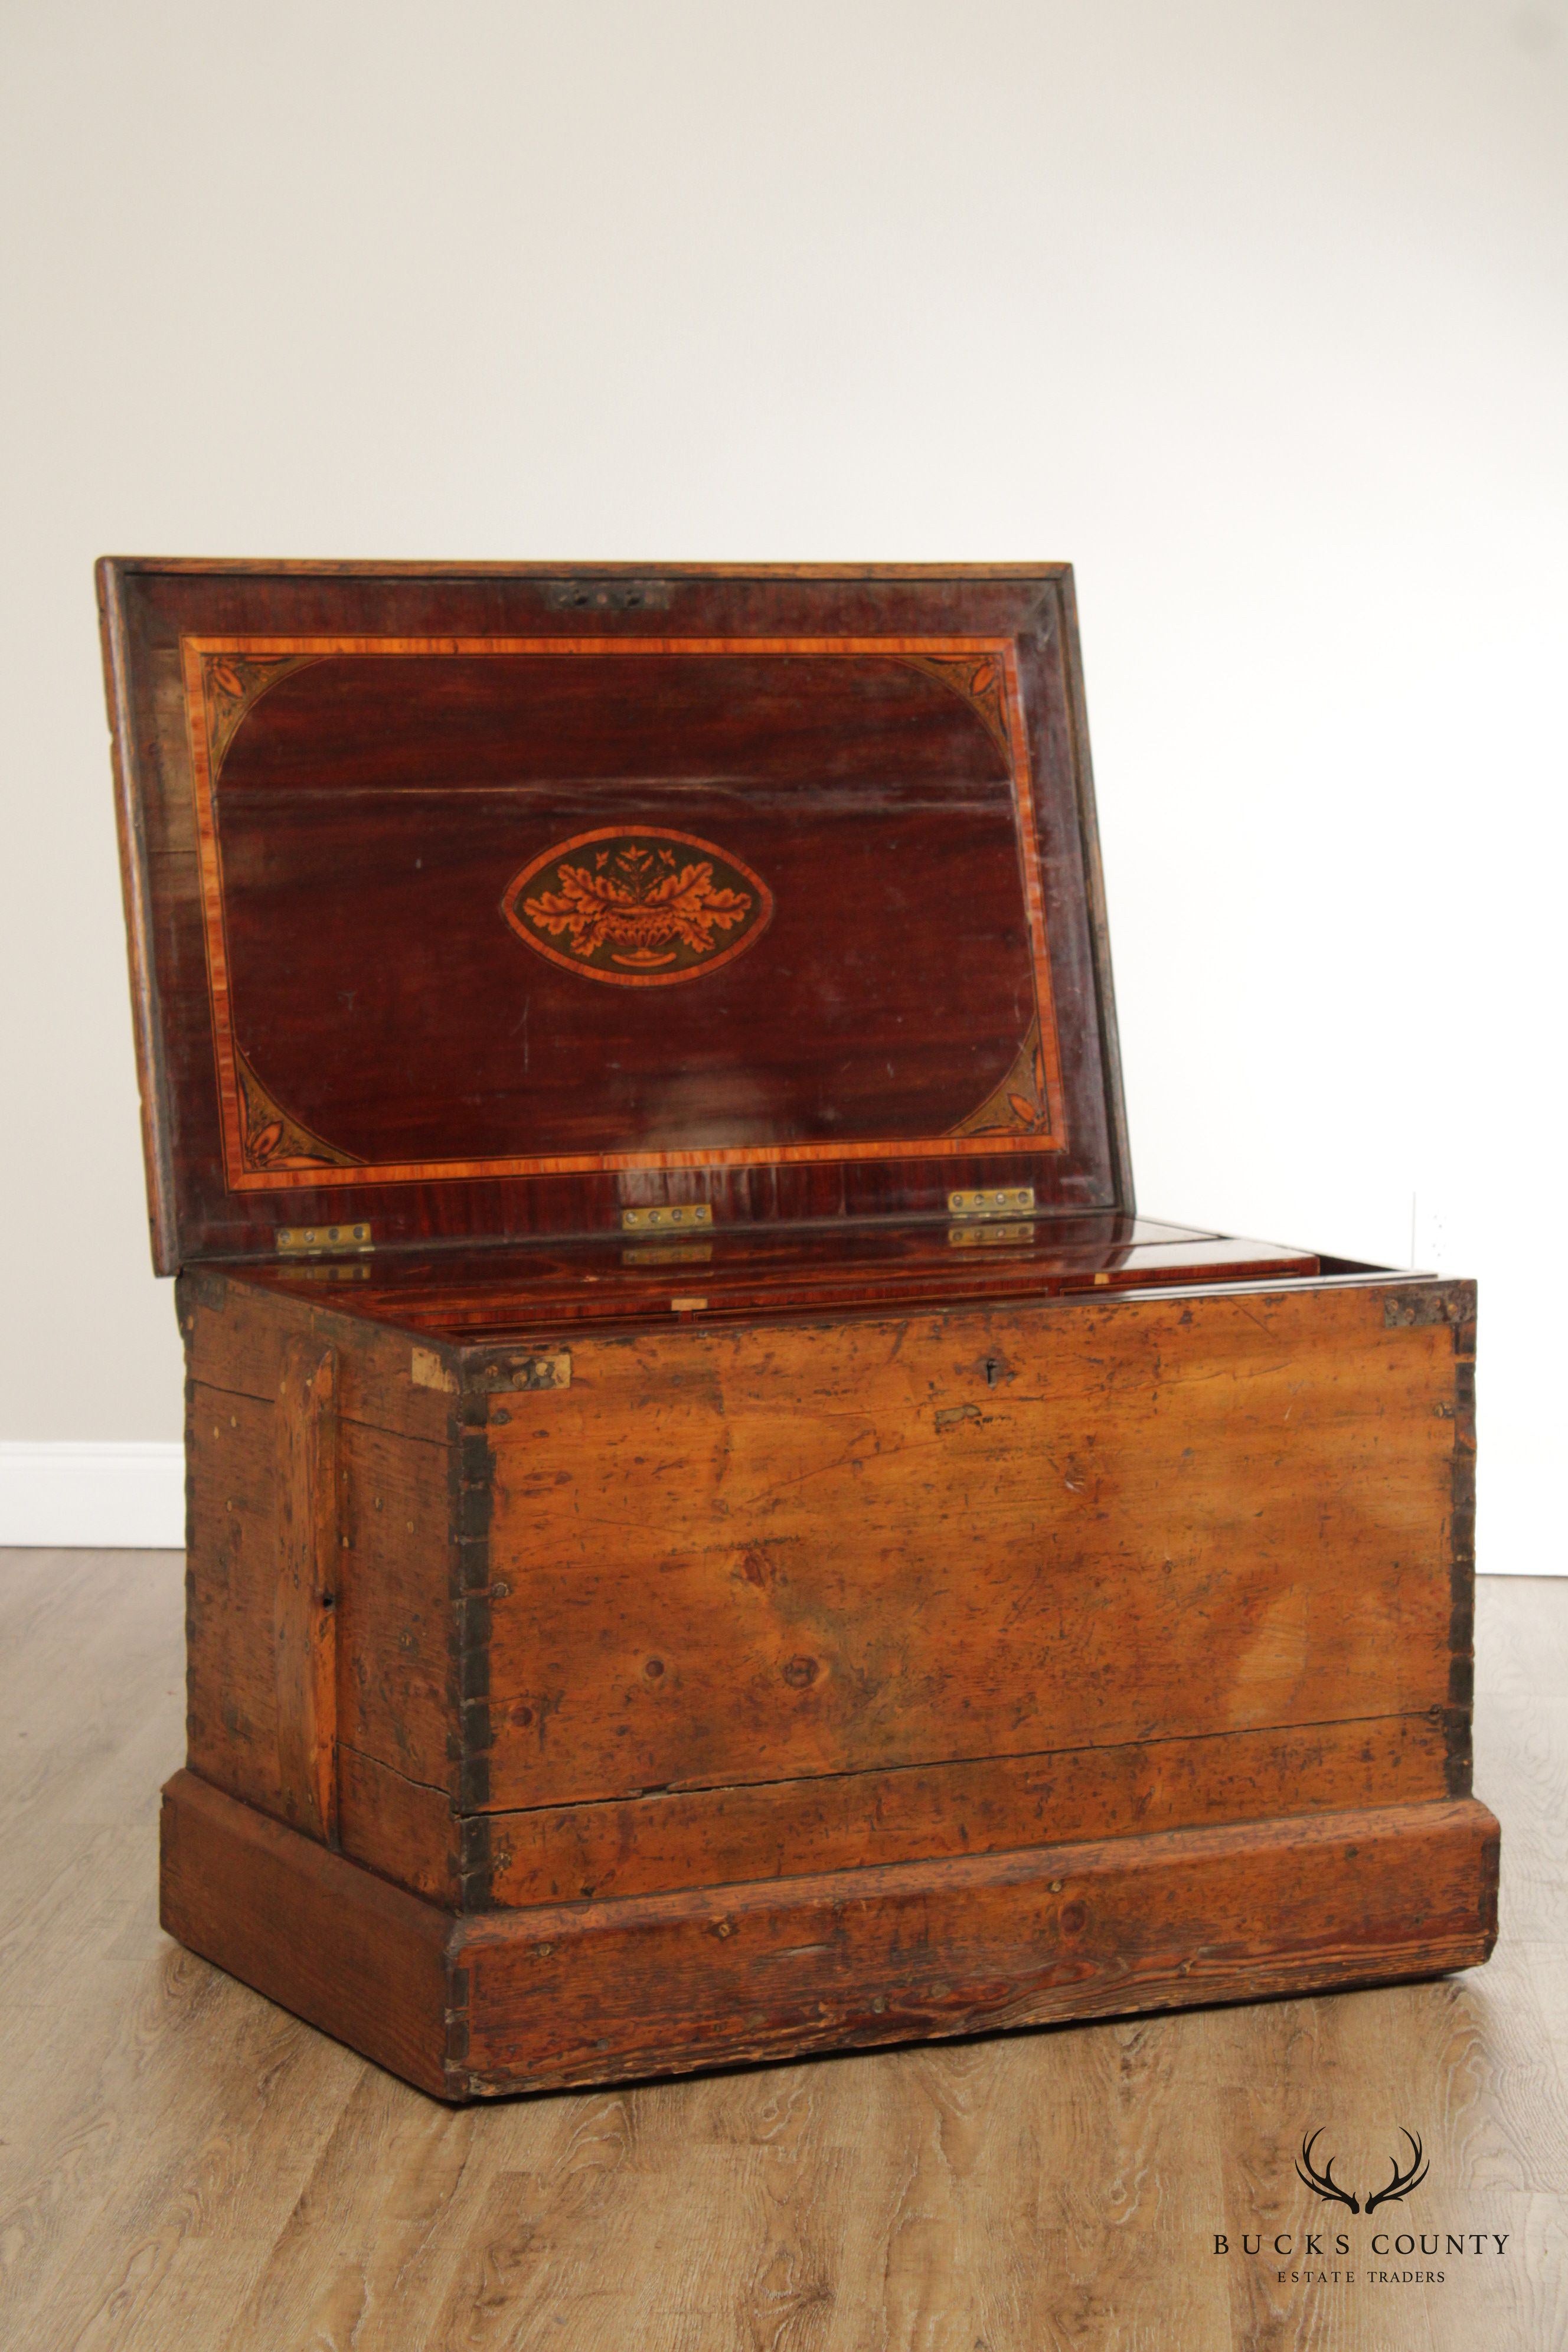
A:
[1,1556,1563,2352]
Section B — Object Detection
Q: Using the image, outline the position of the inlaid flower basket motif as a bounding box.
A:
[502,828,774,985]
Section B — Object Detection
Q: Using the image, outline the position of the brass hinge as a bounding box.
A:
[620,1204,713,1233]
[276,1221,374,1258]
[948,1188,1036,1220]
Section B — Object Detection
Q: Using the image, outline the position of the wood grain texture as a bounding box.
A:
[159,1769,452,2098]
[485,1711,1455,1906]
[272,1338,338,1843]
[336,1743,459,1904]
[478,1280,1471,1811]
[182,634,1070,1187]
[184,1377,458,1829]
[453,1796,1497,2099]
[181,1266,455,1443]
[157,1766,1495,2103]
[97,562,1129,1268]
[0,1553,1558,2351]
[244,1218,1321,1339]
[177,1265,1476,1925]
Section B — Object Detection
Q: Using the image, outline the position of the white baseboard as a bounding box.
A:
[0,1442,184,1549]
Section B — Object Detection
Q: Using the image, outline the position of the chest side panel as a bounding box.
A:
[482,1282,1470,1813]
[181,1274,463,1864]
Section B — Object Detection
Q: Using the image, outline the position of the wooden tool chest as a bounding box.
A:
[101,560,1497,2099]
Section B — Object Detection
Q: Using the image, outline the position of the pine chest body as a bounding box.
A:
[102,560,1497,2099]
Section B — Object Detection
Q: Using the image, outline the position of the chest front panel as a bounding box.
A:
[481,1284,1461,1812]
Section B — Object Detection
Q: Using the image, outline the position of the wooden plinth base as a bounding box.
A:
[160,1770,1500,2102]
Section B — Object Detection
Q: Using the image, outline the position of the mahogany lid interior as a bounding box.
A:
[100,564,1131,1270]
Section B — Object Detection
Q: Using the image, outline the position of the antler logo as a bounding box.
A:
[1296,2129,1429,2214]
[501,828,773,987]
[1295,2130,1361,2212]
[1364,2131,1429,2214]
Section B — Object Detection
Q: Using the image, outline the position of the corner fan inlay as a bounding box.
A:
[897,652,1014,760]
[203,652,321,773]
[234,1049,361,1176]
[948,1017,1052,1139]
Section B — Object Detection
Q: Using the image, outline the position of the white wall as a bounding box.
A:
[1,0,1563,1562]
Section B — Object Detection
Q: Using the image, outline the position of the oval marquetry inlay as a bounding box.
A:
[501,827,773,986]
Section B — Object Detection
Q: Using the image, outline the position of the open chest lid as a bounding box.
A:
[100,562,1131,1271]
